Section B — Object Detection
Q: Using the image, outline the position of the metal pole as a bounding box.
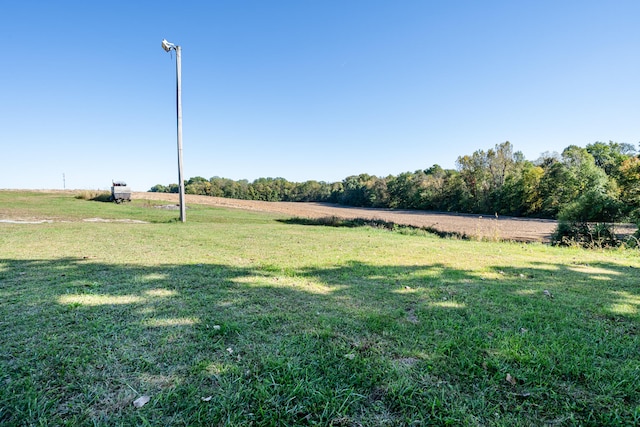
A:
[176,45,186,222]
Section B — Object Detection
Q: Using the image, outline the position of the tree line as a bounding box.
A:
[150,141,640,227]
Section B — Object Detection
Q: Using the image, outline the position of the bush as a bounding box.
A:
[552,221,618,248]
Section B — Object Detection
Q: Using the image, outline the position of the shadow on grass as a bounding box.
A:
[0,257,639,426]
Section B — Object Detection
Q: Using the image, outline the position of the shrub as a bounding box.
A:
[552,221,618,248]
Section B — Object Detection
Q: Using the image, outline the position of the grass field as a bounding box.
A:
[1,191,639,426]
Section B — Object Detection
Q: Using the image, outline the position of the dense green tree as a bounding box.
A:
[498,161,543,216]
[617,157,640,221]
[327,182,344,203]
[519,163,545,216]
[338,174,389,207]
[185,176,212,196]
[538,159,573,217]
[455,142,521,213]
[538,146,616,219]
[486,142,518,190]
[387,171,424,209]
[149,184,168,193]
[250,177,293,202]
[289,180,332,202]
[419,165,447,210]
[456,151,490,212]
[439,170,469,212]
[368,176,390,208]
[554,146,622,223]
[586,141,636,177]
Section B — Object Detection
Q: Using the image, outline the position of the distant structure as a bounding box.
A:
[111,181,131,203]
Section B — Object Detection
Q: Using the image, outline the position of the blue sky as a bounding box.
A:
[2,1,639,191]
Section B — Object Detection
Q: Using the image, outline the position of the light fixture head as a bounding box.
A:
[161,39,175,52]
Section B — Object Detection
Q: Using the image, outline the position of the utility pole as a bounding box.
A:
[162,39,186,223]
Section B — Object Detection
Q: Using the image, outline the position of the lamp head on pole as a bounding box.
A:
[161,39,176,52]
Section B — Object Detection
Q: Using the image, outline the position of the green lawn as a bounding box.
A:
[1,191,639,426]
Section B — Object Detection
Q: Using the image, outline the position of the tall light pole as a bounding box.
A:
[162,39,186,222]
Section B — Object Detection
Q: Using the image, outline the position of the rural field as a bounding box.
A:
[134,192,560,243]
[1,190,639,426]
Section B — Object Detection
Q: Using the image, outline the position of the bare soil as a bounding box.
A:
[135,192,561,242]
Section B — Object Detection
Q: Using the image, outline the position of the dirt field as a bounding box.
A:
[135,192,560,242]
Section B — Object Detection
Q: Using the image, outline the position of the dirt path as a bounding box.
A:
[135,192,559,242]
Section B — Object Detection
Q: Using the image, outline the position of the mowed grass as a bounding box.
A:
[0,191,639,426]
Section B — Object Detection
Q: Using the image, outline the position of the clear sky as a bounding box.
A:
[2,1,639,191]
